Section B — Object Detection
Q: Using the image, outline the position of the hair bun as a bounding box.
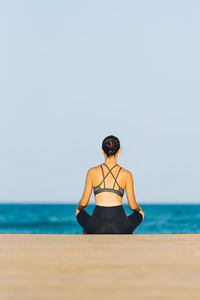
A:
[102,135,120,157]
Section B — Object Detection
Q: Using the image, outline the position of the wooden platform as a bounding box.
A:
[0,234,199,299]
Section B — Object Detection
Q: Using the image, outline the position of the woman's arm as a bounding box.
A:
[75,168,93,216]
[125,171,141,211]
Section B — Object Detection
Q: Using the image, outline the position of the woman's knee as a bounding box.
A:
[139,211,144,221]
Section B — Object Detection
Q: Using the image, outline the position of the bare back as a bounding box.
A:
[91,164,138,209]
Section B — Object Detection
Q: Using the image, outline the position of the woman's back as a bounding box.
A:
[91,163,127,207]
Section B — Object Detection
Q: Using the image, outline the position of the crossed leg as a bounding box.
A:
[76,209,92,234]
[76,208,144,234]
[127,211,144,233]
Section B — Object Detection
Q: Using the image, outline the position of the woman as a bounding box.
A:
[76,135,144,234]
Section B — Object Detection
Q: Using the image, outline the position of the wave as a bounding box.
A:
[0,220,75,228]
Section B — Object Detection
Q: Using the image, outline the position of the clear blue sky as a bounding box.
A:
[0,1,199,204]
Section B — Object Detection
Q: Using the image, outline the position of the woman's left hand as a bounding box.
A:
[76,208,81,216]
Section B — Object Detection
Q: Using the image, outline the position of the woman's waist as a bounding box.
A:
[95,198,122,207]
[95,204,123,209]
[93,204,126,218]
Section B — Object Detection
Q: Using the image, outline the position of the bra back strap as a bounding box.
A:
[113,166,122,189]
[100,164,105,188]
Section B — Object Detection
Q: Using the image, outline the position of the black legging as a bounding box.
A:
[76,205,143,234]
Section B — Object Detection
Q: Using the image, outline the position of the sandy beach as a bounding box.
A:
[0,234,199,300]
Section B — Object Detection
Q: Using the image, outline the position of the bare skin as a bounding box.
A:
[76,149,144,234]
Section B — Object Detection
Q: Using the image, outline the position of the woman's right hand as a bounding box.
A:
[133,206,144,220]
[137,207,144,220]
[139,209,144,220]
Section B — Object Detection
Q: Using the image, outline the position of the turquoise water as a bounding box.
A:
[0,204,199,234]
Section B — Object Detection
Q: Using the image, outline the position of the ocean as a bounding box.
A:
[0,204,199,234]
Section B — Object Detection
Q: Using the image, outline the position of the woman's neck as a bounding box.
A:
[104,156,117,166]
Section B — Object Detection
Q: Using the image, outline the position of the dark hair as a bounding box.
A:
[102,135,120,157]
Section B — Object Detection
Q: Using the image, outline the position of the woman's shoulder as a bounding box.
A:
[87,164,134,176]
[120,166,134,179]
[86,165,101,175]
[121,166,133,175]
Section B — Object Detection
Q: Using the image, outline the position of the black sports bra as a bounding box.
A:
[93,163,124,198]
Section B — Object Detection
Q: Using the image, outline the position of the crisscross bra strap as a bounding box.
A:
[99,163,118,188]
[102,163,121,189]
[113,166,122,189]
